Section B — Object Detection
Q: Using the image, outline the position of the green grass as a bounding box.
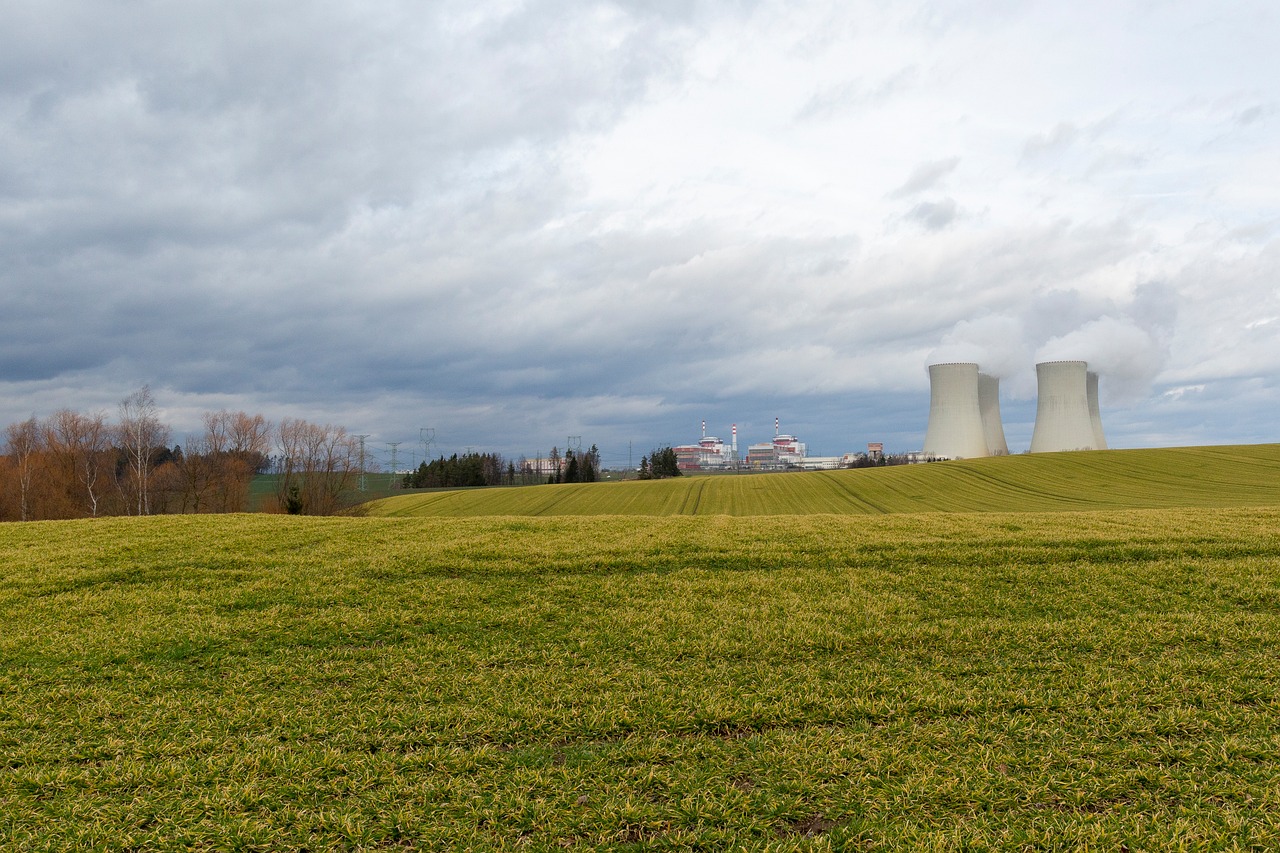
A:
[4,508,1280,849]
[249,473,407,511]
[366,444,1280,517]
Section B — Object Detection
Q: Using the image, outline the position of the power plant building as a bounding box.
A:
[1030,360,1106,452]
[676,420,817,470]
[746,419,807,469]
[745,434,806,468]
[674,434,731,470]
[674,422,738,470]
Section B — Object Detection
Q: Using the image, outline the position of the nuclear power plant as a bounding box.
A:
[924,359,1106,458]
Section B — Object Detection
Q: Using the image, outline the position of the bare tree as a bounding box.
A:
[173,437,214,513]
[196,410,272,512]
[229,411,271,460]
[47,409,110,517]
[274,417,358,515]
[4,417,41,521]
[117,386,170,515]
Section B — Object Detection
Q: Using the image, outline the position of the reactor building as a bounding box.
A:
[924,359,1105,457]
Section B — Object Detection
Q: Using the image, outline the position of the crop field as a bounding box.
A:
[368,444,1280,518]
[4,505,1280,849]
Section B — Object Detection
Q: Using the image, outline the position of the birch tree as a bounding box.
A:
[3,417,41,521]
[117,386,169,515]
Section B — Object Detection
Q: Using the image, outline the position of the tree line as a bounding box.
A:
[404,452,514,488]
[0,387,365,520]
[403,444,603,489]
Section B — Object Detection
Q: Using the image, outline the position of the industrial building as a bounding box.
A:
[674,419,850,471]
[674,422,738,470]
[745,419,808,469]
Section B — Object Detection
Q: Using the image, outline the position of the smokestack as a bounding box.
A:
[701,419,706,439]
[978,373,1009,456]
[732,423,737,454]
[1087,371,1107,450]
[775,417,780,437]
[1030,360,1102,452]
[923,362,990,459]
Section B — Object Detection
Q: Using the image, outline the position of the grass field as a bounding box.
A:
[4,502,1280,849]
[367,444,1280,518]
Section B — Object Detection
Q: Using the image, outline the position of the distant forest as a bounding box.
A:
[0,387,365,520]
[403,445,602,488]
[0,387,612,521]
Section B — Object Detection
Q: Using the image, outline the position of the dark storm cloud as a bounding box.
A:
[0,1,708,414]
[2,1,1279,458]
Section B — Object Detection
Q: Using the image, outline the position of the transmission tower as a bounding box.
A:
[387,442,401,489]
[355,435,370,491]
[420,428,434,464]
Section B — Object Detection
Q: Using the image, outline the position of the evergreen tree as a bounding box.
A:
[582,444,599,483]
[648,446,681,478]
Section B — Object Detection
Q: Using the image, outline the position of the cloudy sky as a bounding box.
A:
[3,0,1277,467]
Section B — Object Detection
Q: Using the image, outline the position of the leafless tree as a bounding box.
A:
[117,386,169,515]
[173,436,214,513]
[47,409,110,517]
[275,417,359,515]
[190,410,273,512]
[4,417,41,521]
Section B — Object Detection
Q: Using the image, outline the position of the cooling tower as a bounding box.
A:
[1087,371,1107,450]
[923,362,990,459]
[978,373,1009,456]
[1030,360,1101,453]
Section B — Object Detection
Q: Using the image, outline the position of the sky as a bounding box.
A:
[2,0,1278,469]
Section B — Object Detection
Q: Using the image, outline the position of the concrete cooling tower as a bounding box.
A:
[978,373,1009,456]
[1087,370,1107,450]
[1030,360,1105,452]
[923,363,991,459]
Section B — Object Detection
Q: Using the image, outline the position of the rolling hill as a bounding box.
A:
[367,443,1280,517]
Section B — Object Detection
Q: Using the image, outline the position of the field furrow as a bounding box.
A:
[4,508,1280,849]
